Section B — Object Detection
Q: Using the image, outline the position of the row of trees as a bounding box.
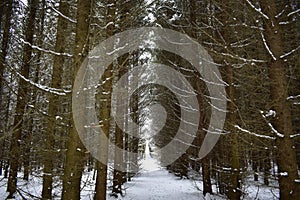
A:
[0,0,299,199]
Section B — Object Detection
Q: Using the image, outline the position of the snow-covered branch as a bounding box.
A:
[220,51,266,63]
[230,37,253,48]
[91,21,116,30]
[280,45,300,58]
[235,125,275,140]
[245,0,269,20]
[20,39,73,57]
[260,32,277,61]
[210,48,266,63]
[48,4,76,23]
[16,71,71,96]
[275,6,287,18]
[287,95,300,100]
[267,122,284,138]
[290,134,300,138]
[287,9,300,17]
[279,21,291,25]
[260,110,284,138]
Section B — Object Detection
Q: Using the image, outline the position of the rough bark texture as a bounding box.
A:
[111,64,127,196]
[93,56,113,199]
[0,0,13,105]
[194,77,213,195]
[0,0,13,178]
[7,0,38,197]
[226,64,241,200]
[259,0,300,198]
[202,156,212,195]
[42,0,69,198]
[217,1,241,198]
[112,125,124,196]
[94,59,113,200]
[61,0,91,199]
[94,1,116,199]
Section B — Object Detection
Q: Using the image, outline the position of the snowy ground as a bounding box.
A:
[108,147,208,200]
[0,143,279,199]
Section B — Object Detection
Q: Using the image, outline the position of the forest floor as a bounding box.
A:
[0,148,279,199]
[106,152,211,200]
[106,152,279,200]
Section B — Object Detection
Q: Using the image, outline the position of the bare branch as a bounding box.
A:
[280,45,300,58]
[245,0,269,20]
[287,9,300,17]
[20,39,73,57]
[235,125,275,140]
[261,32,277,61]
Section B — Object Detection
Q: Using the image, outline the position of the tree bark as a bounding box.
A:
[259,0,300,198]
[0,0,13,103]
[111,63,127,196]
[112,125,124,196]
[94,1,116,199]
[42,0,69,198]
[7,0,38,197]
[226,63,241,200]
[61,0,91,199]
[202,156,212,195]
[0,0,13,178]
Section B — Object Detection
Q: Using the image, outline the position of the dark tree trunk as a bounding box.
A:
[263,150,270,186]
[42,0,68,198]
[0,0,13,105]
[0,0,13,179]
[94,1,116,199]
[226,64,241,200]
[259,1,300,198]
[111,126,124,196]
[112,64,127,196]
[202,156,212,195]
[7,0,38,197]
[61,0,91,199]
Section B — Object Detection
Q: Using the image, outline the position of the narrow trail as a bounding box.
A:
[120,169,201,200]
[113,141,202,200]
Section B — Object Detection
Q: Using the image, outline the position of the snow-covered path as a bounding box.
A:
[0,141,277,199]
[108,141,203,200]
[119,169,201,200]
[117,168,278,200]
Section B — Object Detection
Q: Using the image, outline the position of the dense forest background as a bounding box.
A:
[0,0,299,199]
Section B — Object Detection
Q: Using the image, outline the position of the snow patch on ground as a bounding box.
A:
[0,147,279,200]
[109,169,202,200]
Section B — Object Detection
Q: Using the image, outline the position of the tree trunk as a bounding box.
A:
[112,64,127,196]
[263,150,270,186]
[226,63,241,200]
[61,0,91,199]
[94,1,116,199]
[0,0,13,105]
[7,0,38,197]
[259,0,300,198]
[94,62,113,199]
[112,125,124,196]
[22,0,46,183]
[93,52,113,199]
[194,76,213,195]
[42,0,68,198]
[202,156,212,195]
[0,0,13,179]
